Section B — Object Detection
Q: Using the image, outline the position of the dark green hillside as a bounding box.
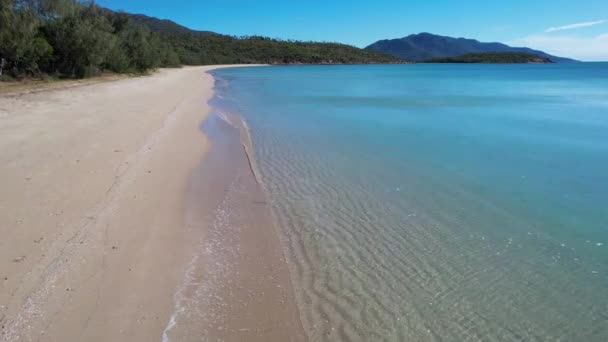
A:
[423,52,553,64]
[123,12,398,65]
[164,35,399,65]
[0,0,399,80]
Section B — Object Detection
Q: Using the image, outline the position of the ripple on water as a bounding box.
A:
[210,65,608,342]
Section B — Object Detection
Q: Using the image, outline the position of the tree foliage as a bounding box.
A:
[0,0,47,75]
[1,0,178,78]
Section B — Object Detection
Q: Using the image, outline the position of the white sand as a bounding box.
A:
[0,65,297,341]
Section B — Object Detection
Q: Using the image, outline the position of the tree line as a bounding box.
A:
[422,52,552,64]
[168,34,400,65]
[0,0,399,80]
[0,0,180,79]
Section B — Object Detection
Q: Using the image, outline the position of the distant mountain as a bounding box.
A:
[366,33,577,63]
[423,52,552,64]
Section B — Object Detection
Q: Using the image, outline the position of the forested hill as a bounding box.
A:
[366,33,576,63]
[122,11,399,65]
[154,34,400,66]
[422,52,553,64]
[0,1,399,80]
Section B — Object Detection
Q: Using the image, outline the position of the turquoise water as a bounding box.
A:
[211,64,608,341]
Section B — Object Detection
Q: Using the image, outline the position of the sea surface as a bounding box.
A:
[210,63,608,341]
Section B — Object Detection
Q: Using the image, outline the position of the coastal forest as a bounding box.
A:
[0,0,397,80]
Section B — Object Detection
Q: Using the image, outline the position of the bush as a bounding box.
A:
[104,44,130,73]
[0,74,15,82]
[41,3,116,78]
[0,0,41,76]
[0,0,177,79]
[120,25,160,72]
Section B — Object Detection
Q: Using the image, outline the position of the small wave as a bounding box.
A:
[161,181,240,341]
[214,110,233,126]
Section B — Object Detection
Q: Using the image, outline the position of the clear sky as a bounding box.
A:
[97,0,608,61]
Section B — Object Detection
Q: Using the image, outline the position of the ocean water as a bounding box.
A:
[210,63,608,341]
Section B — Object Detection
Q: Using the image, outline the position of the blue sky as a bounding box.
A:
[98,0,608,61]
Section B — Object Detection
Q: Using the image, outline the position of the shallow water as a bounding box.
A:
[211,63,608,341]
[163,111,304,341]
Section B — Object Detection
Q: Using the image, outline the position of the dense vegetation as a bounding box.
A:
[162,34,399,65]
[119,13,399,65]
[422,52,552,64]
[0,0,398,80]
[0,0,180,79]
[366,32,575,62]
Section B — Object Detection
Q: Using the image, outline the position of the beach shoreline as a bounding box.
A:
[0,64,303,341]
[162,72,306,341]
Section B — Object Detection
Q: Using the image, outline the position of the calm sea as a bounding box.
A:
[210,63,608,341]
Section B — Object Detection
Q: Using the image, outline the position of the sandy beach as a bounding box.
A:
[0,66,305,341]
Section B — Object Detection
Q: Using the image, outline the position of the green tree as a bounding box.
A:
[119,25,160,72]
[41,2,116,77]
[0,0,41,76]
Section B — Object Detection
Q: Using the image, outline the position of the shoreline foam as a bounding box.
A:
[159,74,306,340]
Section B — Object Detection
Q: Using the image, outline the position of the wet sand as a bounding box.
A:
[162,111,306,342]
[0,65,304,341]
